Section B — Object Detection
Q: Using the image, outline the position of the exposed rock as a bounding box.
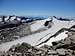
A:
[64,37,71,45]
[1,27,75,56]
[44,20,54,28]
[0,23,31,44]
[56,48,67,55]
[35,51,43,55]
[68,49,73,54]
[70,35,75,44]
[40,45,53,50]
[47,50,57,55]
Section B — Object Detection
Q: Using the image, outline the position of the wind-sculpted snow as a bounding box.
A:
[36,28,75,47]
[36,18,75,47]
[0,17,75,52]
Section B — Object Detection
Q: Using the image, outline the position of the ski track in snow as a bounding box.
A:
[0,18,75,52]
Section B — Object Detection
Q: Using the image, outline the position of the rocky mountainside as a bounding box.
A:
[0,23,31,44]
[0,27,75,56]
[1,31,75,56]
[0,16,75,56]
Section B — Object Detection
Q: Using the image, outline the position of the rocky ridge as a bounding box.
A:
[0,23,31,44]
[1,30,75,56]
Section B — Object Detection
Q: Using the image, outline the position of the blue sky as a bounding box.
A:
[0,0,75,17]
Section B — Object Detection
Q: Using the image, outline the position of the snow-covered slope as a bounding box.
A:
[30,20,46,32]
[37,31,68,47]
[30,18,52,32]
[34,17,75,46]
[0,17,75,52]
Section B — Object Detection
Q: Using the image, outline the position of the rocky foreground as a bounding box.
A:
[0,31,75,56]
